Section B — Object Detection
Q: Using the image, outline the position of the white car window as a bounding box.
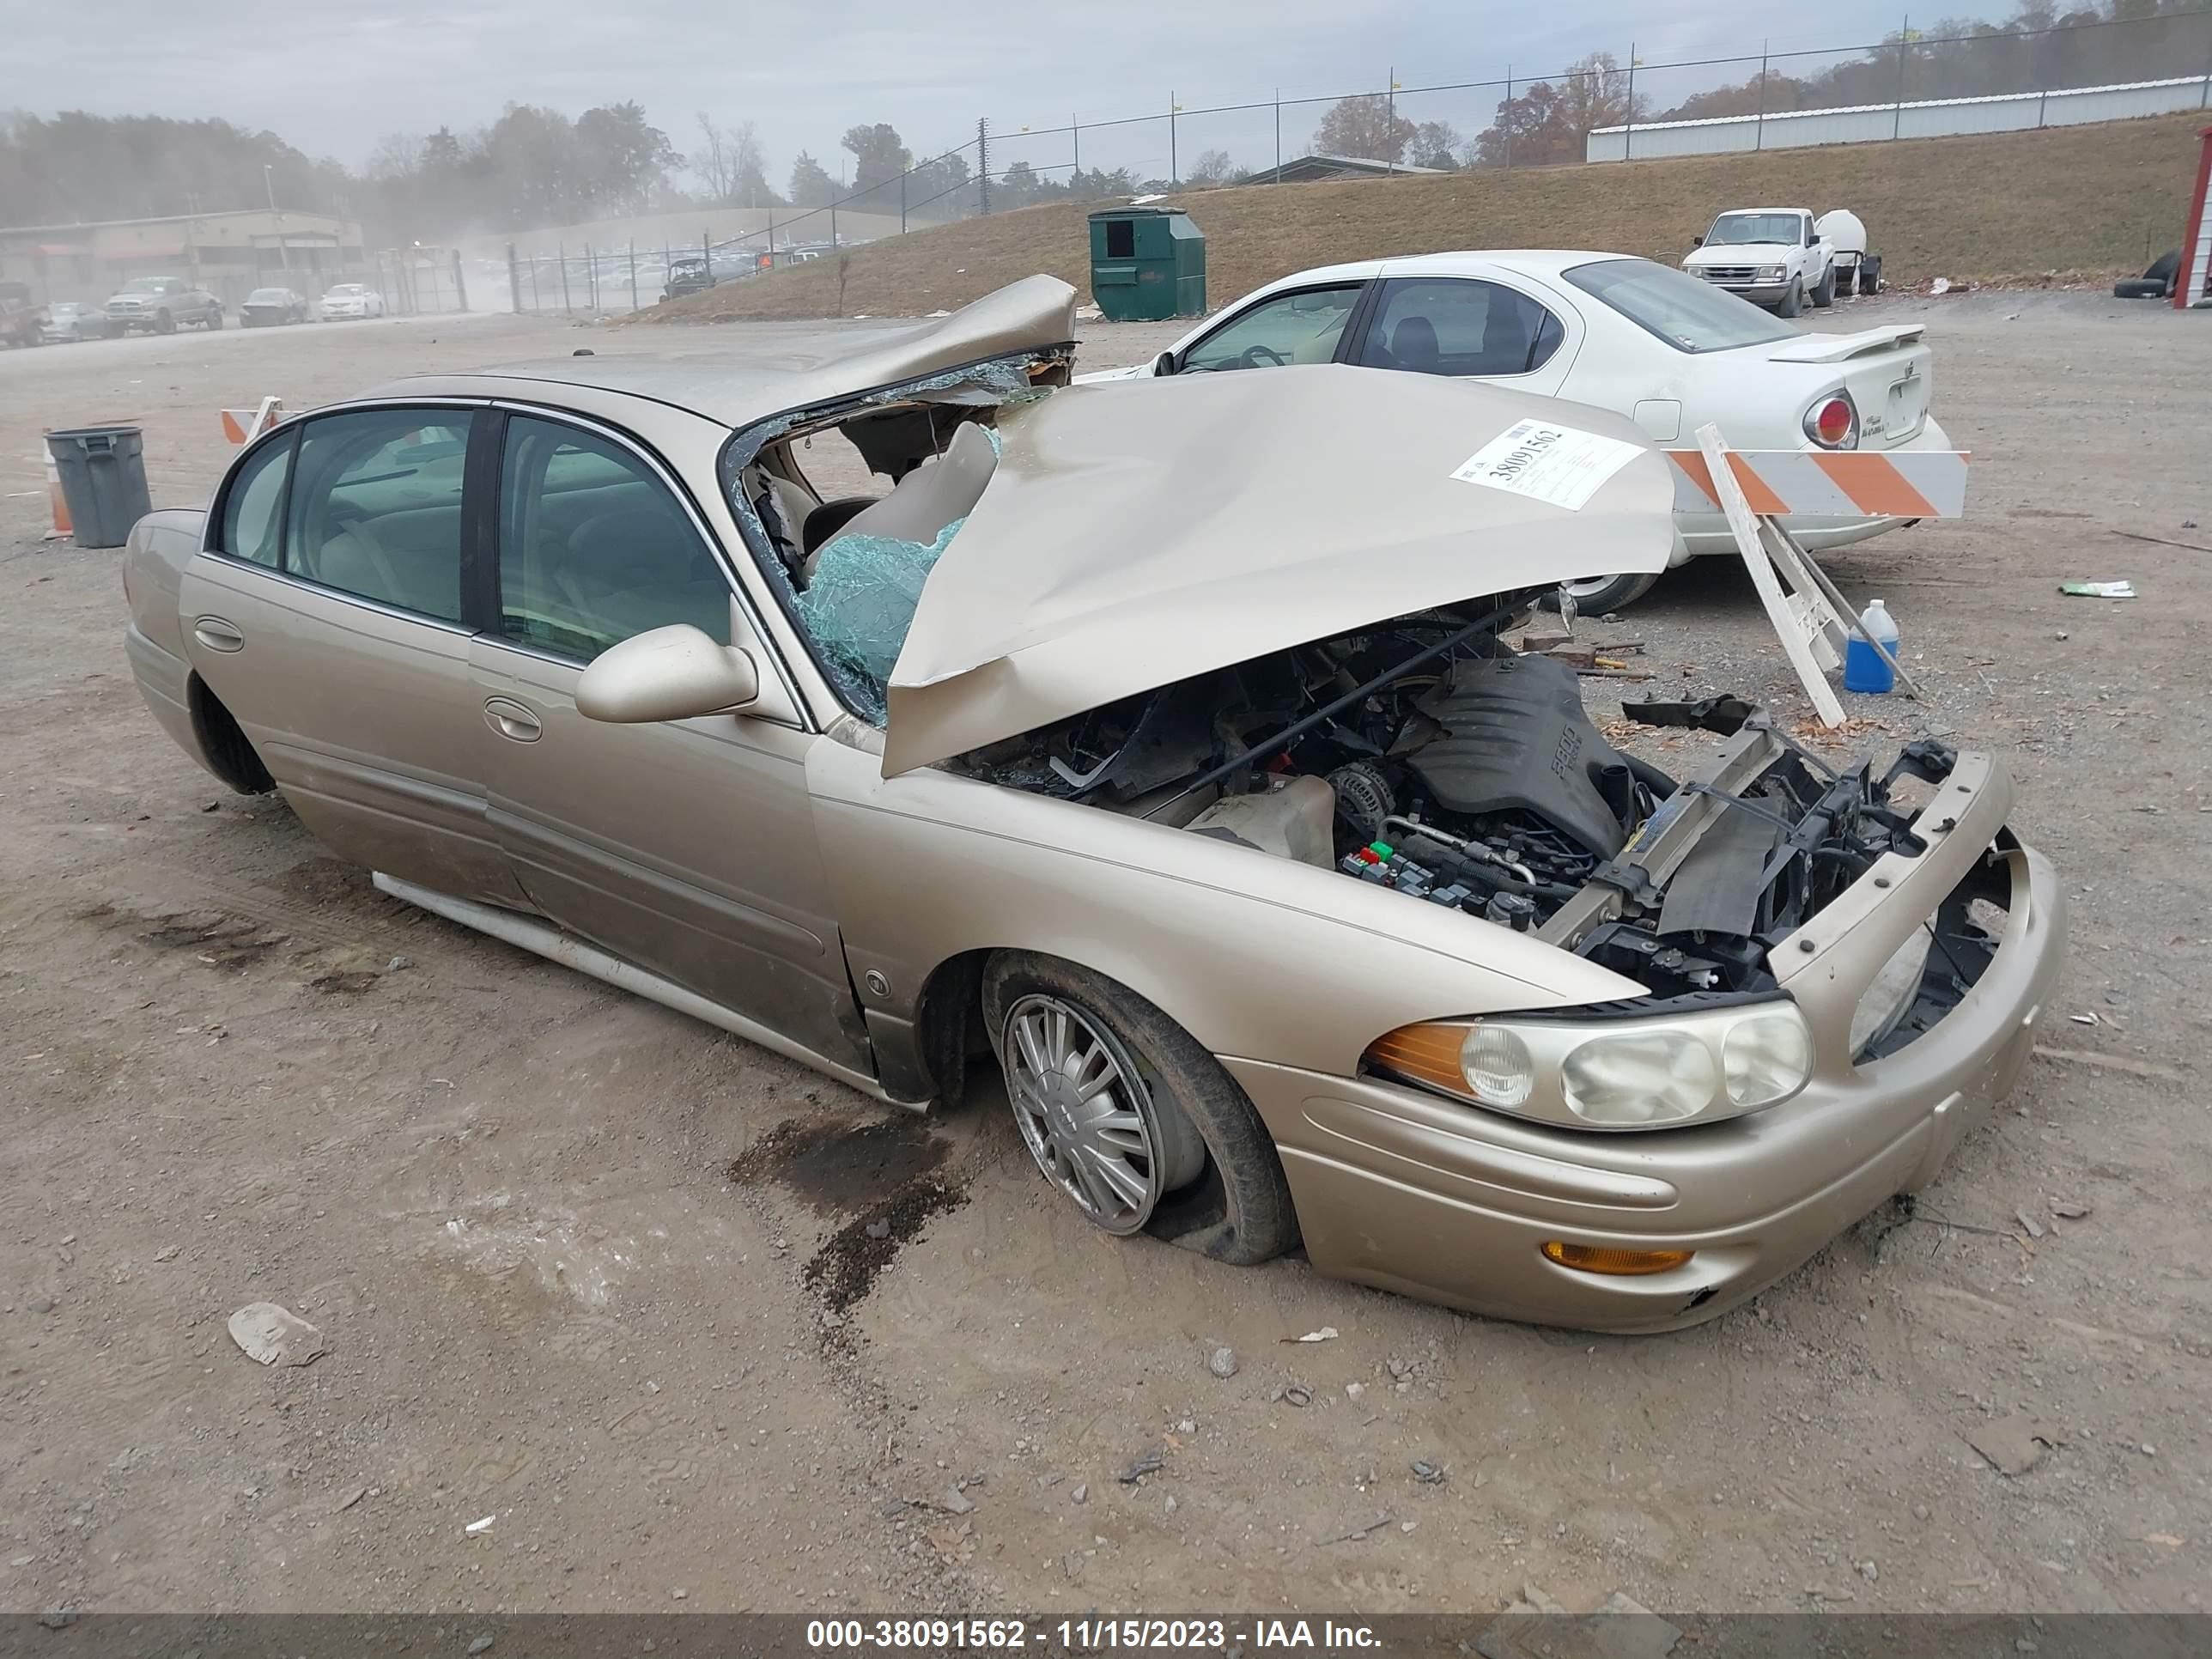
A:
[1354,279,1564,378]
[1565,258,1797,355]
[1179,285,1363,373]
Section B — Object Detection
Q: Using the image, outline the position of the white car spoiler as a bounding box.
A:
[1763,325,1925,365]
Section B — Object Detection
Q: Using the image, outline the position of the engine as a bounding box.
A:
[955,611,1915,999]
[1297,653,1656,932]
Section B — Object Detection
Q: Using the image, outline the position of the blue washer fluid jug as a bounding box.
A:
[1843,599,1899,694]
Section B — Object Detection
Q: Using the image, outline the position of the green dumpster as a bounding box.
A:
[1086,206,1206,322]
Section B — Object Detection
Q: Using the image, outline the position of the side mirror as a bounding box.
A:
[1691,235,1704,248]
[576,624,759,724]
[1152,349,1177,377]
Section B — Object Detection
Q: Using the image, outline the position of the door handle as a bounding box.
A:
[193,617,245,653]
[483,696,543,742]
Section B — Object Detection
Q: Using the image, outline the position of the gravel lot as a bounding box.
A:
[1,295,2207,1618]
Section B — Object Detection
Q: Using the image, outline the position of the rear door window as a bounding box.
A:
[1354,278,1565,378]
[216,431,295,568]
[283,409,475,622]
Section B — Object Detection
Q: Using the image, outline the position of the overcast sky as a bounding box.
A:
[23,0,2006,182]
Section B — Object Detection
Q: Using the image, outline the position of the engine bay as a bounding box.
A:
[952,600,1947,1000]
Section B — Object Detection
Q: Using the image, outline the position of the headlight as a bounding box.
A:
[1366,1000,1814,1132]
[1754,265,1785,282]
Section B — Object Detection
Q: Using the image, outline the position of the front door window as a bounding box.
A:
[1180,285,1364,372]
[495,416,732,661]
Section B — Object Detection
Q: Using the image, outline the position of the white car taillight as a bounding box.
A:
[1803,392,1858,450]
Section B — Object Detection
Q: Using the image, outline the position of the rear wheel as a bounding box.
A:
[983,952,1297,1265]
[1856,256,1882,297]
[205,308,222,330]
[189,681,274,795]
[1559,569,1661,616]
[1812,265,1837,308]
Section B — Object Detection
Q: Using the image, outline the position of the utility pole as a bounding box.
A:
[1273,90,1281,181]
[1894,16,1911,140]
[1504,66,1515,169]
[977,118,992,214]
[264,164,289,270]
[1624,46,1636,161]
[1072,112,1080,183]
[1756,41,1770,150]
[1386,68,1396,175]
[1169,92,1177,186]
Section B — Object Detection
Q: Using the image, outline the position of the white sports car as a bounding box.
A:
[318,283,387,321]
[1080,251,1951,612]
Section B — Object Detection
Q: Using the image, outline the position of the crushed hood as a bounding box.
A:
[881,366,1676,776]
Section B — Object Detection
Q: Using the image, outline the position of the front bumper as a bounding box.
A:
[1687,272,1791,304]
[1223,758,2064,1334]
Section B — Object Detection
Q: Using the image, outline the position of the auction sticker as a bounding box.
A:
[1450,419,1643,510]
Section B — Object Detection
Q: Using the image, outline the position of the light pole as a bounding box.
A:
[264,164,289,270]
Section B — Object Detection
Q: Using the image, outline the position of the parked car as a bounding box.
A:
[120,275,2062,1334]
[1,281,45,347]
[38,301,108,343]
[240,286,311,326]
[105,275,222,334]
[1684,208,1836,315]
[1079,251,1949,613]
[318,283,386,320]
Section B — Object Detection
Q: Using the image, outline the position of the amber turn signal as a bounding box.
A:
[1364,1022,1472,1095]
[1540,1240,1695,1276]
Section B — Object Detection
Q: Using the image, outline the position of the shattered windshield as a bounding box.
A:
[720,354,1054,722]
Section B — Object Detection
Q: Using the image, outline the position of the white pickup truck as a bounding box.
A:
[1683,207,1836,317]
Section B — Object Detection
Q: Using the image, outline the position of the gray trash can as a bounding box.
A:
[47,424,153,549]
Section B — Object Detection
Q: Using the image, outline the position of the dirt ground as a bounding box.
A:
[1,296,2207,1620]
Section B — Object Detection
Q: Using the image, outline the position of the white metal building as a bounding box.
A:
[1588,76,2212,161]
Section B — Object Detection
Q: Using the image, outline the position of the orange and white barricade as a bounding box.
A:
[221,396,286,445]
[1678,428,1970,726]
[1667,446,1970,521]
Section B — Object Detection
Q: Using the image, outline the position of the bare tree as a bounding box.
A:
[1312,94,1417,163]
[695,113,737,203]
[1183,148,1237,187]
[1409,121,1468,169]
[695,115,776,207]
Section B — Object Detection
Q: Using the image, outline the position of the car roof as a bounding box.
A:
[1248,251,1643,297]
[369,274,1079,430]
[1375,249,1638,277]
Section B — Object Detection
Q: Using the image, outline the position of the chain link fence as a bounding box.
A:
[955,9,2212,206]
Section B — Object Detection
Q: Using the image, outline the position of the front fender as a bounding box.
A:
[806,737,1643,1079]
